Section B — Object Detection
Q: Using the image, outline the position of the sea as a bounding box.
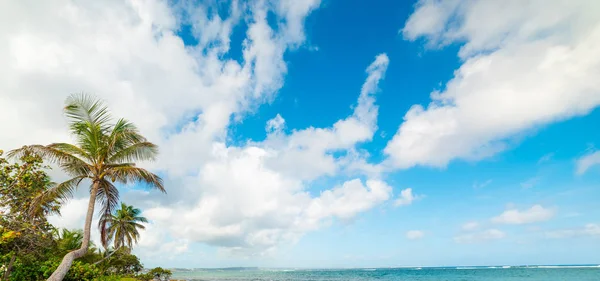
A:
[171,265,600,281]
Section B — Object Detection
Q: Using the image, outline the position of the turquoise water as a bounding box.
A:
[172,266,600,281]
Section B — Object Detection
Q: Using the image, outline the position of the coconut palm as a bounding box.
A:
[100,202,148,251]
[9,94,165,281]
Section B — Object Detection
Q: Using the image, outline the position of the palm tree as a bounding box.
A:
[9,94,165,281]
[99,203,148,251]
[54,229,84,255]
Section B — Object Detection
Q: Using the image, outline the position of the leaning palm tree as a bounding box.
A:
[100,203,148,253]
[9,94,165,281]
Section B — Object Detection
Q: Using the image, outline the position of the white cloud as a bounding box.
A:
[143,52,389,256]
[259,53,389,181]
[546,223,600,239]
[48,198,102,247]
[48,198,89,230]
[306,179,392,221]
[142,158,391,254]
[0,0,398,259]
[386,0,600,169]
[406,230,425,240]
[491,205,555,225]
[266,114,286,133]
[454,229,506,244]
[131,53,390,257]
[134,222,188,260]
[394,188,421,207]
[575,151,600,175]
[462,221,480,231]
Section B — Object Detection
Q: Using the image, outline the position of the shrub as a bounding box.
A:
[9,259,101,281]
[149,267,172,281]
[136,272,154,281]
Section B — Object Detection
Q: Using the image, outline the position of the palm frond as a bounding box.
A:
[64,93,113,161]
[99,214,115,248]
[107,142,158,164]
[8,145,89,169]
[96,179,120,248]
[30,176,86,217]
[47,143,93,163]
[132,222,147,229]
[106,166,165,193]
[64,93,112,129]
[109,119,146,147]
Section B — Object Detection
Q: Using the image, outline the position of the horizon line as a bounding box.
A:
[164,264,600,270]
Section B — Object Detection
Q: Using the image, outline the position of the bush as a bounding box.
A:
[136,272,154,281]
[9,258,101,281]
[148,267,172,281]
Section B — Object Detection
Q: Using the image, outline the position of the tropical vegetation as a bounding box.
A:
[0,94,171,280]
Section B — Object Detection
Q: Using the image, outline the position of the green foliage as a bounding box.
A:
[51,228,100,263]
[135,273,154,281]
[53,229,83,255]
[94,275,122,281]
[149,267,172,281]
[0,150,58,278]
[0,150,154,280]
[8,258,100,281]
[2,228,151,280]
[98,247,143,275]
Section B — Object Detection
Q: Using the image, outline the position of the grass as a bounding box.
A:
[119,278,139,281]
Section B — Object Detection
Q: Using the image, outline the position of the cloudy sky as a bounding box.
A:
[2,0,600,268]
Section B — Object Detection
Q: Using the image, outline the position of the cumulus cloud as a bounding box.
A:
[134,222,189,260]
[2,0,391,258]
[406,230,425,240]
[259,53,389,181]
[137,53,392,254]
[575,151,600,175]
[546,223,600,239]
[266,114,286,133]
[394,188,421,207]
[386,0,600,168]
[454,229,506,244]
[48,198,89,231]
[0,0,397,259]
[491,205,555,225]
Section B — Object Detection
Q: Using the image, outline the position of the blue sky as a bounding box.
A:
[2,0,600,269]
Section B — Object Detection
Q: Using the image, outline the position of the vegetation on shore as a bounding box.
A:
[0,95,171,280]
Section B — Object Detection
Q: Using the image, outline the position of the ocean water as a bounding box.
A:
[171,266,600,281]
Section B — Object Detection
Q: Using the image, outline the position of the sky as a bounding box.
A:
[1,0,600,268]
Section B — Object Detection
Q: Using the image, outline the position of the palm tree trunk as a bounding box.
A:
[1,253,16,280]
[47,182,99,281]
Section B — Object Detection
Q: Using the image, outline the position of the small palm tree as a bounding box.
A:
[54,229,84,255]
[99,202,148,251]
[9,94,165,281]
